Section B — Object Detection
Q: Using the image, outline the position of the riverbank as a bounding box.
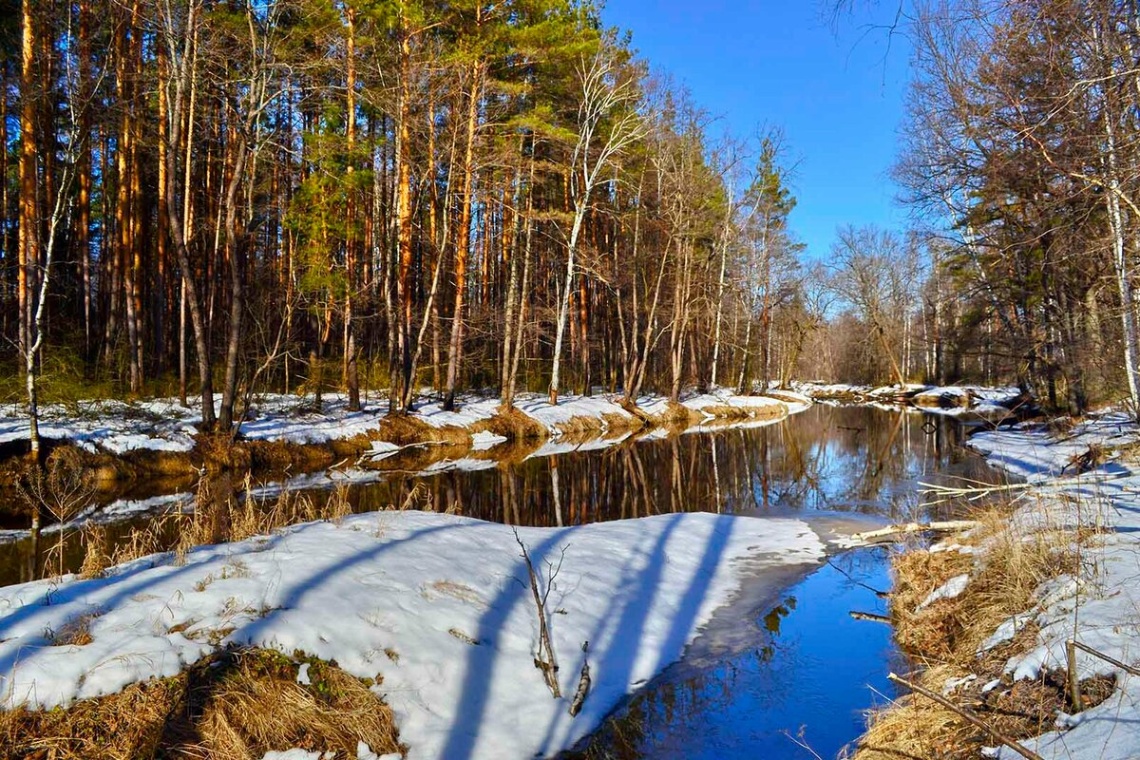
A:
[855,411,1140,760]
[0,509,827,759]
[0,389,808,523]
[797,382,1025,416]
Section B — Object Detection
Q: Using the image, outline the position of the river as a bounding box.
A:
[0,402,1000,758]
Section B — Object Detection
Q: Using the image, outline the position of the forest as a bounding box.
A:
[5,0,1140,438]
[1,0,812,439]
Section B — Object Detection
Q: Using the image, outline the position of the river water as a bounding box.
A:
[0,403,999,758]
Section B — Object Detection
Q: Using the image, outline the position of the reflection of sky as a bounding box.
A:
[726,405,999,520]
[569,547,900,760]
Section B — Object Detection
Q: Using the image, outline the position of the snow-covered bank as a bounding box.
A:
[0,388,807,458]
[869,412,1140,760]
[0,510,825,759]
[796,382,1022,416]
[0,389,803,546]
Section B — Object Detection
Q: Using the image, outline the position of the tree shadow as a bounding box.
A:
[0,506,751,760]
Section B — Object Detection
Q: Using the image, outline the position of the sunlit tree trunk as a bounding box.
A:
[445,58,482,411]
[18,0,40,457]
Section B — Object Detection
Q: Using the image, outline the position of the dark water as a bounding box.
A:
[0,404,1000,759]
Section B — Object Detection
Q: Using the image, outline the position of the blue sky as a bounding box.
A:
[600,1,913,262]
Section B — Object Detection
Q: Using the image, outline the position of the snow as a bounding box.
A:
[514,394,632,431]
[0,510,825,760]
[262,751,328,760]
[0,492,193,545]
[414,398,501,430]
[968,412,1138,483]
[470,431,507,451]
[0,399,199,454]
[358,743,400,760]
[794,382,1021,416]
[917,574,970,610]
[954,409,1140,760]
[0,389,807,457]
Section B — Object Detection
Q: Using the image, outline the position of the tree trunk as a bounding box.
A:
[18,0,40,458]
[394,31,415,412]
[444,59,482,411]
[161,2,214,429]
[218,138,248,432]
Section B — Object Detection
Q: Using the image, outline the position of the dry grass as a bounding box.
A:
[855,500,1102,760]
[375,414,469,447]
[602,412,645,437]
[893,508,1081,665]
[50,612,99,647]
[79,478,348,576]
[858,663,1115,760]
[552,414,609,438]
[0,648,403,759]
[648,401,703,429]
[473,405,546,441]
[697,403,787,422]
[79,525,111,579]
[913,391,970,410]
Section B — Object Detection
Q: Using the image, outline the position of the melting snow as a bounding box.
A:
[0,511,825,760]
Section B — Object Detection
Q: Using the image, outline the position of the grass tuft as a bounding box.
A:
[0,648,404,759]
[856,499,1103,760]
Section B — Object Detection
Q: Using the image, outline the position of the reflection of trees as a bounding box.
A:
[331,406,990,523]
[0,406,999,582]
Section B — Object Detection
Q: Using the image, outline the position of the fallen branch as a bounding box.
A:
[850,611,891,624]
[514,527,564,699]
[851,520,979,543]
[918,471,1133,506]
[888,672,1043,760]
[1071,639,1140,677]
[569,640,591,717]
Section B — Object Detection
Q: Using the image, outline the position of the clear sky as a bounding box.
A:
[600,0,913,263]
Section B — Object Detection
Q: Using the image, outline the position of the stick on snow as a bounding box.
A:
[888,673,1043,760]
[570,641,591,717]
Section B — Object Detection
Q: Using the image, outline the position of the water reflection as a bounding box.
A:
[564,547,906,760]
[351,405,989,526]
[0,405,994,585]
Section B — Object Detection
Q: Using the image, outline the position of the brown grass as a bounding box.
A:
[50,612,99,647]
[913,391,970,410]
[855,501,1100,760]
[891,509,1081,666]
[697,402,787,422]
[374,413,469,447]
[602,412,645,438]
[0,648,403,759]
[858,664,1115,760]
[648,401,703,429]
[473,405,546,441]
[79,478,350,575]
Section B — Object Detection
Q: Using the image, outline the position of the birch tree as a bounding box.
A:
[549,47,645,405]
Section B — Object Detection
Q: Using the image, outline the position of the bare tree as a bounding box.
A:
[829,225,918,386]
[549,48,646,405]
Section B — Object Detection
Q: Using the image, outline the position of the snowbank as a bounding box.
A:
[955,412,1140,760]
[795,382,1022,416]
[0,511,825,760]
[0,389,809,458]
[968,412,1138,483]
